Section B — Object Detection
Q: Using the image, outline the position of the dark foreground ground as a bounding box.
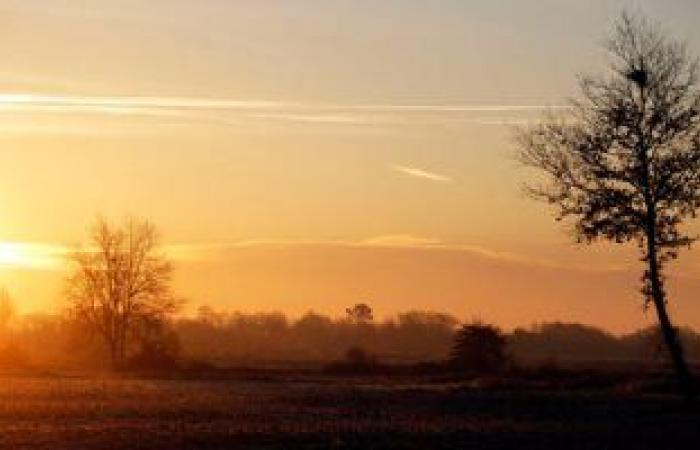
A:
[0,373,698,449]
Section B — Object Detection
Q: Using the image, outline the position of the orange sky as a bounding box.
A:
[1,1,700,333]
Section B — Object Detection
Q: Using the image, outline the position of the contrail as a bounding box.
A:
[392,164,453,183]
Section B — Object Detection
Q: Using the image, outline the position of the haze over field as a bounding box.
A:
[2,1,700,332]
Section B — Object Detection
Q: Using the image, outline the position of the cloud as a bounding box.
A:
[0,94,290,113]
[0,236,633,275]
[391,165,453,183]
[360,235,443,247]
[0,92,564,132]
[245,113,369,125]
[467,118,539,126]
[161,236,629,274]
[348,104,568,113]
[0,94,563,113]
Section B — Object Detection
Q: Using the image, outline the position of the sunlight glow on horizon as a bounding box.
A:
[0,242,67,271]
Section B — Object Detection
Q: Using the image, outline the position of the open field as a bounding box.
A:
[0,374,698,449]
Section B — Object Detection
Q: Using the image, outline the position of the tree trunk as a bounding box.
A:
[637,79,695,402]
[645,236,696,402]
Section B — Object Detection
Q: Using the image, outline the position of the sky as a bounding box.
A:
[1,0,700,333]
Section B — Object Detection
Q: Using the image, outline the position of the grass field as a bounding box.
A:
[0,374,698,449]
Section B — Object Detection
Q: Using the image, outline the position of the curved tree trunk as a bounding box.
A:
[645,231,696,402]
[636,77,696,403]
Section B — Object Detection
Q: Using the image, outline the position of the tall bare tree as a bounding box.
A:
[66,217,180,369]
[516,12,700,400]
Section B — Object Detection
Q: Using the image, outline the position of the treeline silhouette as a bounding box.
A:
[177,312,700,368]
[177,308,458,366]
[510,323,700,368]
[2,307,700,371]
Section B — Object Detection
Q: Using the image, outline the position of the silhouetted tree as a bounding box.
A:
[516,12,700,401]
[346,303,373,325]
[449,323,507,373]
[65,217,181,369]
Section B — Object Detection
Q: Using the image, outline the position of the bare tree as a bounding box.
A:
[516,12,700,401]
[66,217,181,369]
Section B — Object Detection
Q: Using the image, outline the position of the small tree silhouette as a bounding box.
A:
[346,303,373,325]
[449,323,507,374]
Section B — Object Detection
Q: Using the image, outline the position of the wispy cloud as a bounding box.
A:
[0,94,290,112]
[0,92,563,132]
[360,235,443,247]
[161,237,629,273]
[348,104,568,113]
[468,118,539,126]
[245,113,370,125]
[0,94,563,113]
[0,237,630,274]
[391,165,453,183]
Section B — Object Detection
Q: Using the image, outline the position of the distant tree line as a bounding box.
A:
[3,303,700,372]
[176,307,458,366]
[175,313,700,369]
[510,323,700,368]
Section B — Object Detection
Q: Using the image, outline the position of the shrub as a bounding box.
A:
[449,323,508,373]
